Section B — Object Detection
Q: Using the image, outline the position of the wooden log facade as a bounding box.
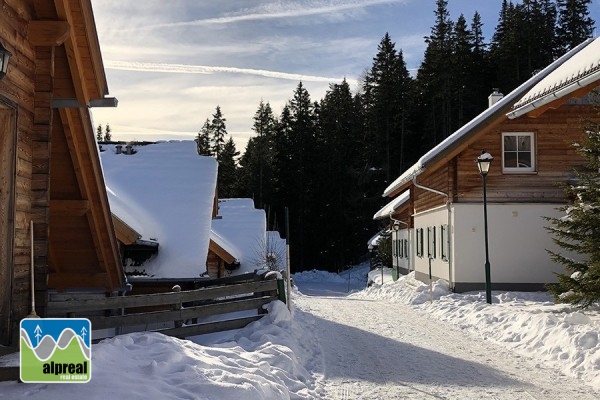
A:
[0,0,123,346]
[411,103,594,212]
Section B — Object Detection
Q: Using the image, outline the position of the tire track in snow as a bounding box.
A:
[294,293,599,400]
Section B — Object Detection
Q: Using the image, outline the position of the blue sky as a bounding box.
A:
[91,0,599,150]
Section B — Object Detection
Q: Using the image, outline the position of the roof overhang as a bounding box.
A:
[508,37,600,119]
[382,38,596,199]
[209,231,240,265]
[373,190,410,220]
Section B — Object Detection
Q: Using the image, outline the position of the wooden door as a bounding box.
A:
[0,103,16,345]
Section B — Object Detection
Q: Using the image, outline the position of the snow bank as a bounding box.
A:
[353,272,600,390]
[0,301,322,400]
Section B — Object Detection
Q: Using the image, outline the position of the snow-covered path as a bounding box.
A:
[294,281,597,400]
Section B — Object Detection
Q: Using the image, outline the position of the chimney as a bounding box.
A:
[115,144,122,154]
[125,144,135,155]
[488,88,503,108]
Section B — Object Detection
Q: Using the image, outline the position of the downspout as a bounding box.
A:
[389,213,408,272]
[412,175,454,291]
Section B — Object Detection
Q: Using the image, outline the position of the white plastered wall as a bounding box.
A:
[392,228,412,271]
[412,206,451,283]
[451,203,568,286]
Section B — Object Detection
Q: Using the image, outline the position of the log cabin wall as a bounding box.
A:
[455,104,595,204]
[412,163,451,215]
[0,1,40,344]
[206,250,223,279]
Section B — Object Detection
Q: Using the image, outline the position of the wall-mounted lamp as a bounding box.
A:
[0,42,12,80]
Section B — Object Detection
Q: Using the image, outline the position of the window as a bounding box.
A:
[403,239,409,259]
[502,132,535,173]
[396,238,403,258]
[440,224,449,261]
[427,226,436,259]
[416,228,424,257]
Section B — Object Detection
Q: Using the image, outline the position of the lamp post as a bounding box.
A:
[476,150,493,304]
[0,41,12,79]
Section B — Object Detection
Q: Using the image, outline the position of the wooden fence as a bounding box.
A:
[45,271,286,340]
[0,272,286,381]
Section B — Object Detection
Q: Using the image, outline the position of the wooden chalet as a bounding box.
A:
[377,37,600,292]
[0,0,123,345]
[99,141,241,286]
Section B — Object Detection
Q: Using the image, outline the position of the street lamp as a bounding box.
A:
[476,150,493,304]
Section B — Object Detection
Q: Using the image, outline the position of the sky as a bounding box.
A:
[89,0,600,152]
[1,264,599,398]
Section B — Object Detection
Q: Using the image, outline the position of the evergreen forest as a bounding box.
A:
[196,0,596,273]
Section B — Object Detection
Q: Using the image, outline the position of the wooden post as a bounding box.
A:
[172,285,182,328]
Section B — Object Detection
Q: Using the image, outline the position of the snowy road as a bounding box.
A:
[293,280,596,400]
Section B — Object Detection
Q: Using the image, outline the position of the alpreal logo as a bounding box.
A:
[20,318,91,383]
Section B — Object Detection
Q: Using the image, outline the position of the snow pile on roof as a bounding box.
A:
[373,190,410,220]
[511,37,600,116]
[212,198,266,274]
[382,38,596,198]
[100,141,218,278]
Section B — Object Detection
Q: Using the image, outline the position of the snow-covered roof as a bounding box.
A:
[373,190,410,220]
[382,38,596,198]
[210,230,242,263]
[100,141,218,278]
[509,37,600,118]
[211,198,267,274]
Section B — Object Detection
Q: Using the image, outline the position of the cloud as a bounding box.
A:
[104,60,358,85]
[134,0,408,29]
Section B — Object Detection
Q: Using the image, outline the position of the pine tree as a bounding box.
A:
[218,137,240,198]
[211,106,227,159]
[196,119,212,156]
[239,101,277,209]
[96,124,103,142]
[490,0,558,93]
[545,102,600,308]
[104,124,112,141]
[416,0,455,147]
[556,0,595,53]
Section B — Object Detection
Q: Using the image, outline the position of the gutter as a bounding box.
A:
[412,176,453,291]
[507,69,600,119]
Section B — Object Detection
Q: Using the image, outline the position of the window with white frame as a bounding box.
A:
[502,132,535,173]
[403,239,409,259]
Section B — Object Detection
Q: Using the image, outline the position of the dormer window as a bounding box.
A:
[502,132,535,173]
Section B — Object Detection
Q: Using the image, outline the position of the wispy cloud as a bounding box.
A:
[105,60,357,85]
[135,0,407,29]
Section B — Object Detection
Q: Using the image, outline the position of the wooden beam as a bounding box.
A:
[50,199,89,216]
[46,280,278,314]
[28,20,70,46]
[54,0,89,105]
[112,215,140,245]
[88,296,275,330]
[58,108,122,291]
[48,272,109,290]
[209,239,236,264]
